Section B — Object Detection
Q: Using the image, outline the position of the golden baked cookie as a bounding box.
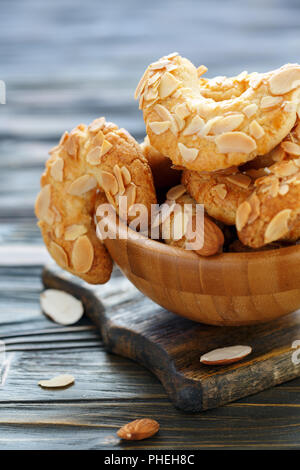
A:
[136,53,300,172]
[35,118,157,284]
[181,167,254,225]
[237,158,300,248]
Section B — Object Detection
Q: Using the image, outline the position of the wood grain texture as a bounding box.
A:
[42,265,300,413]
[100,211,300,326]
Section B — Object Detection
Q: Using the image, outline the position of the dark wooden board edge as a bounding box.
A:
[42,267,204,411]
[41,266,300,413]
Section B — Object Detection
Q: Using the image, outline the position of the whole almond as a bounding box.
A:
[117,418,159,441]
[186,215,224,256]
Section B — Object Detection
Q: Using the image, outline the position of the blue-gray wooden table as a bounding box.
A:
[1,0,300,450]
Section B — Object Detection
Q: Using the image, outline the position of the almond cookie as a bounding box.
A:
[35,118,156,284]
[237,158,300,248]
[181,167,254,225]
[136,54,300,172]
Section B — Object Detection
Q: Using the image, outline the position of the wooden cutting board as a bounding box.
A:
[42,265,300,413]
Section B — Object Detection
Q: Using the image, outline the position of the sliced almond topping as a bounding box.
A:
[200,345,252,365]
[269,66,300,95]
[172,209,189,240]
[149,121,170,135]
[264,209,292,244]
[283,101,296,113]
[293,158,300,168]
[154,104,177,135]
[39,374,75,389]
[59,131,69,146]
[99,170,118,195]
[48,145,60,155]
[44,209,55,225]
[158,72,180,98]
[49,241,68,268]
[65,134,78,157]
[50,157,64,182]
[269,178,279,197]
[138,94,144,110]
[100,139,113,157]
[64,224,87,241]
[226,174,252,189]
[121,166,131,186]
[212,183,227,199]
[273,160,299,177]
[174,115,185,131]
[165,52,179,59]
[216,132,257,154]
[67,175,97,196]
[278,184,289,196]
[271,146,285,162]
[210,114,244,135]
[86,146,102,165]
[149,59,170,70]
[191,100,214,119]
[35,185,51,221]
[174,103,190,119]
[54,224,64,239]
[144,87,158,102]
[88,117,106,133]
[134,69,149,99]
[178,143,199,163]
[281,141,300,156]
[236,201,252,231]
[198,118,217,137]
[147,72,161,86]
[249,75,263,89]
[197,65,208,78]
[113,164,125,195]
[182,115,205,135]
[106,191,116,207]
[249,120,265,139]
[72,235,94,273]
[243,103,258,118]
[52,206,61,223]
[260,96,283,109]
[166,184,186,201]
[248,193,261,224]
[40,289,84,325]
[125,183,137,209]
[166,63,178,73]
[294,123,300,140]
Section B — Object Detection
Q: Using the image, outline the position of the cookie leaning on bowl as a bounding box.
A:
[35,118,157,284]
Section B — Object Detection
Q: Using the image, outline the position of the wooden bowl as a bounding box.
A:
[101,212,300,326]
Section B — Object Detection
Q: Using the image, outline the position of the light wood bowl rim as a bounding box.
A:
[110,211,300,263]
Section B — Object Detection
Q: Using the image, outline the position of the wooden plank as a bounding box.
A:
[42,266,300,412]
